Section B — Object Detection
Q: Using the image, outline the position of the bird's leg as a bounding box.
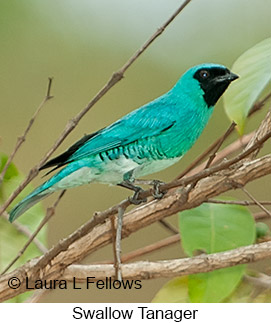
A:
[118,180,147,205]
[151,179,166,199]
[134,179,167,199]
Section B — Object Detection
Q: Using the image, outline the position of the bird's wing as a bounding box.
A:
[40,97,176,171]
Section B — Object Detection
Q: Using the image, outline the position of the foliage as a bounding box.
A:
[152,201,255,303]
[223,37,271,134]
[0,153,47,302]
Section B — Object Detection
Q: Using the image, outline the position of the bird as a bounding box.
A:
[9,63,238,222]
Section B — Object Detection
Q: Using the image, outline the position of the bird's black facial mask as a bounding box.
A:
[193,67,239,107]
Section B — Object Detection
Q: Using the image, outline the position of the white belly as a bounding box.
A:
[52,156,181,190]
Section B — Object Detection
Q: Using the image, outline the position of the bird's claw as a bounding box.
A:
[151,180,166,199]
[128,187,147,205]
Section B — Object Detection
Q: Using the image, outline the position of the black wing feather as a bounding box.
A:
[39,130,102,172]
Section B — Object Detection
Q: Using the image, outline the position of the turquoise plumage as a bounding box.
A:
[9,63,238,222]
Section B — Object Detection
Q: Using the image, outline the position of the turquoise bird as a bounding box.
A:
[9,63,238,222]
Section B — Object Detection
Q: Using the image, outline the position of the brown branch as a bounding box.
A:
[241,187,271,218]
[205,122,236,169]
[186,132,254,177]
[61,241,271,281]
[254,212,270,221]
[0,0,193,216]
[122,234,180,263]
[158,219,179,235]
[246,110,271,159]
[99,234,180,264]
[207,199,271,207]
[1,240,270,300]
[0,78,53,185]
[1,152,271,301]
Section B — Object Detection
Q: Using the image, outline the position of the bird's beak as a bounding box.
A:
[215,72,239,83]
[227,72,239,82]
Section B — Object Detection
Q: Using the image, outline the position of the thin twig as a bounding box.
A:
[1,190,65,275]
[254,212,270,221]
[205,122,236,168]
[0,0,193,216]
[248,92,271,117]
[241,187,271,217]
[101,234,180,264]
[0,78,53,185]
[207,199,271,207]
[2,211,47,254]
[158,219,179,235]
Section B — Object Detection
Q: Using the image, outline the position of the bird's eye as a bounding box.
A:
[199,70,210,79]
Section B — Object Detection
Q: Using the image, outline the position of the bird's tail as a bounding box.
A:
[9,184,53,223]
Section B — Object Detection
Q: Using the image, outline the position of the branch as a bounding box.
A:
[1,240,270,303]
[0,0,193,216]
[0,77,53,185]
[207,199,271,207]
[62,241,271,280]
[1,152,271,301]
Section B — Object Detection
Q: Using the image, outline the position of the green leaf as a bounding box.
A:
[179,201,255,302]
[152,277,189,303]
[0,153,47,302]
[223,37,271,134]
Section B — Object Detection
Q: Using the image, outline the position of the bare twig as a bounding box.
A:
[158,219,179,235]
[23,241,271,283]
[0,78,53,185]
[205,122,236,168]
[254,212,270,221]
[241,187,271,218]
[181,131,254,179]
[0,0,193,216]
[61,241,271,281]
[121,234,180,263]
[1,190,65,275]
[207,199,271,207]
[2,240,271,302]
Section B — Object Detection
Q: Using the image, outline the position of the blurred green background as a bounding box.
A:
[1,0,271,302]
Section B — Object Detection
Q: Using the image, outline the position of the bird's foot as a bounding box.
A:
[129,187,147,205]
[151,180,166,199]
[118,180,147,205]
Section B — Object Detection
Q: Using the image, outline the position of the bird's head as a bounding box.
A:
[178,63,239,108]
